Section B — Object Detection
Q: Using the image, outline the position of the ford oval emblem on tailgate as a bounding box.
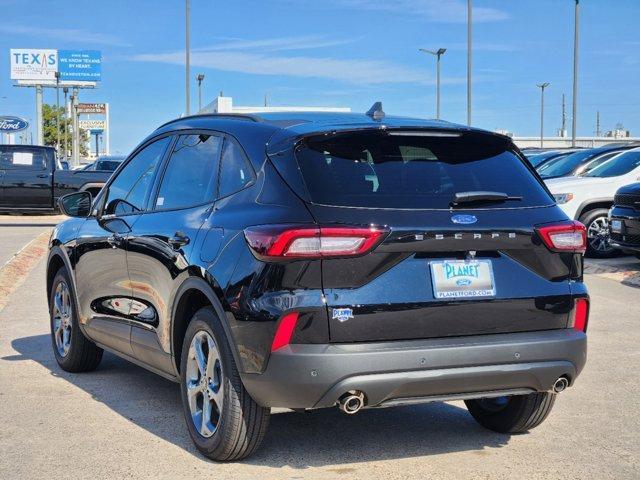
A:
[451,214,477,225]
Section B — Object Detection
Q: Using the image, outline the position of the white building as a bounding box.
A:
[199,96,350,115]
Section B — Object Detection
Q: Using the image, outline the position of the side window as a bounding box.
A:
[218,137,254,198]
[103,137,170,216]
[155,134,222,210]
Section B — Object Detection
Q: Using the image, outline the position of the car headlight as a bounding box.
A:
[553,193,574,204]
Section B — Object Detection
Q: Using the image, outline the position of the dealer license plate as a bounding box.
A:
[430,259,496,299]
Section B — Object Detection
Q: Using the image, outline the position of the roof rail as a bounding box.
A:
[157,113,261,129]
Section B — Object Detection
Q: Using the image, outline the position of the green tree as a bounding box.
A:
[42,104,90,157]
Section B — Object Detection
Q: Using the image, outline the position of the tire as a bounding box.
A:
[579,208,617,258]
[465,392,556,434]
[179,307,270,461]
[49,267,103,372]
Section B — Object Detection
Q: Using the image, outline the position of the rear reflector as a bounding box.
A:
[271,312,300,352]
[572,298,589,332]
[244,225,388,259]
[536,221,587,253]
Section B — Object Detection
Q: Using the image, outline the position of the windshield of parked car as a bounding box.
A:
[528,151,570,167]
[95,160,122,171]
[537,149,601,177]
[584,150,640,177]
[294,130,552,209]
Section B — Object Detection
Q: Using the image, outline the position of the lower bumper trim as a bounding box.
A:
[241,329,587,409]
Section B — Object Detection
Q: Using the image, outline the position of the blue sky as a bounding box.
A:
[1,0,639,153]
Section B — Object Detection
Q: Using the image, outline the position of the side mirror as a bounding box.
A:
[59,191,92,218]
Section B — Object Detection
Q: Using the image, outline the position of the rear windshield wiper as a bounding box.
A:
[450,191,523,207]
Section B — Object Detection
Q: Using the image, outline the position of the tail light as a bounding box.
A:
[570,298,589,332]
[244,224,388,259]
[271,312,299,352]
[536,221,587,253]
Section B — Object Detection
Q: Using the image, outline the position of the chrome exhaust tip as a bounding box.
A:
[338,391,365,414]
[553,377,569,393]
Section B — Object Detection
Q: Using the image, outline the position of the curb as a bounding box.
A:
[0,230,51,312]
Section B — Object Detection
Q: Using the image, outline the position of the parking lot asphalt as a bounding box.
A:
[0,225,638,479]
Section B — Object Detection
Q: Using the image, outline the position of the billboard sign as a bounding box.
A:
[58,50,101,82]
[10,49,57,81]
[77,103,107,114]
[79,119,106,131]
[0,116,29,133]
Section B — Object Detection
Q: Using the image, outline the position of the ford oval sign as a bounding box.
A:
[0,116,29,133]
[451,214,477,225]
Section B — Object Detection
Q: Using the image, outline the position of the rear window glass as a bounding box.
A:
[0,146,48,170]
[294,131,552,209]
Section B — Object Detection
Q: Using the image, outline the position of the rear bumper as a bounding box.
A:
[241,329,587,409]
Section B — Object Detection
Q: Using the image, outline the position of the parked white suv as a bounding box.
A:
[546,147,640,257]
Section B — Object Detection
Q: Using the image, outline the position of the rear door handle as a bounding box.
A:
[169,231,190,249]
[36,173,49,178]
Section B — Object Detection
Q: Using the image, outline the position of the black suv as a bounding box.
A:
[48,109,589,461]
[609,183,640,258]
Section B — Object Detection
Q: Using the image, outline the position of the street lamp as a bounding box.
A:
[185,0,191,115]
[571,0,580,147]
[55,71,61,153]
[537,82,550,148]
[419,48,446,119]
[196,73,205,111]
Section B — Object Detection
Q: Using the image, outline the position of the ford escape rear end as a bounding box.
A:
[48,109,588,461]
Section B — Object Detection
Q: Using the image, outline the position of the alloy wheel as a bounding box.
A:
[185,330,224,438]
[587,216,613,253]
[52,281,73,357]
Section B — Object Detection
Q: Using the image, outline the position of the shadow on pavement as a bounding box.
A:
[6,333,511,467]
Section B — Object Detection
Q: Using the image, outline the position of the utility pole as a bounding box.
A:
[561,93,567,137]
[63,87,69,159]
[596,111,601,137]
[572,0,580,147]
[105,103,110,155]
[35,85,43,145]
[419,48,446,119]
[196,73,205,111]
[185,0,191,115]
[537,82,550,148]
[55,72,61,153]
[71,88,79,166]
[264,93,268,107]
[467,0,472,126]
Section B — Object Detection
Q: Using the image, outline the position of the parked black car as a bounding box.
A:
[48,109,589,461]
[609,183,640,258]
[0,144,111,212]
[537,144,637,179]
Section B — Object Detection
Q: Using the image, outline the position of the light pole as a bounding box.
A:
[185,0,191,115]
[55,72,61,153]
[63,87,69,159]
[571,0,580,147]
[419,48,446,119]
[467,0,472,126]
[537,82,550,148]
[196,73,205,111]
